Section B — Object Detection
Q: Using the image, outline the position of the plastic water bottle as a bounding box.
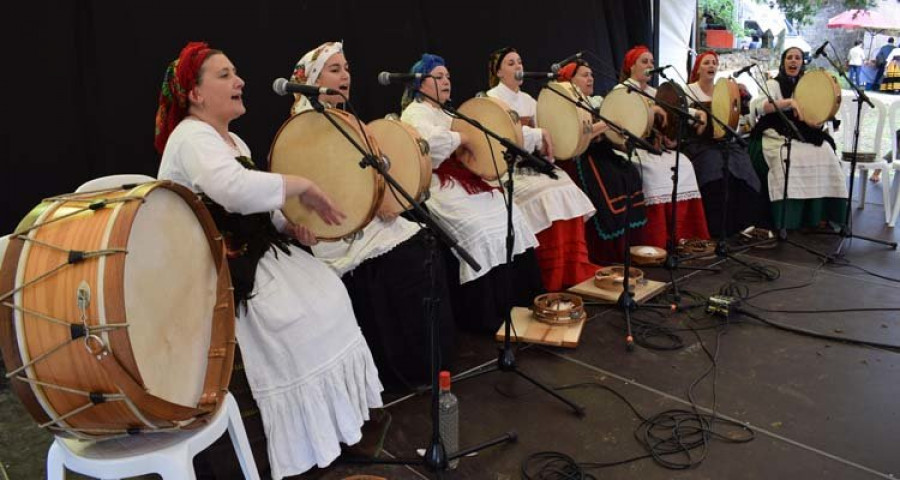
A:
[438,370,459,469]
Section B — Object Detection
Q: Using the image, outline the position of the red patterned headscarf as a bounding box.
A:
[621,45,650,80]
[154,41,215,154]
[556,59,590,83]
[690,51,719,84]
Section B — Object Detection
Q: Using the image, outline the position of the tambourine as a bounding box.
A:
[630,245,667,266]
[532,293,586,326]
[593,266,644,292]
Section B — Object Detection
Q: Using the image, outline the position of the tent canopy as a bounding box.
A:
[828,8,900,36]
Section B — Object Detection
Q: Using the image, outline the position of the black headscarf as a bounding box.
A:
[750,47,835,150]
[774,47,804,100]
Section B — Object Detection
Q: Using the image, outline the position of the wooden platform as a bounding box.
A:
[567,276,668,303]
[494,306,585,348]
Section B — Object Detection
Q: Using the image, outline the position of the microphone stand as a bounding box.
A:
[815,48,898,253]
[677,78,777,277]
[741,66,835,261]
[305,97,511,473]
[536,84,677,351]
[412,90,584,416]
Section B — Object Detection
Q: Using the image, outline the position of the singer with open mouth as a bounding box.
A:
[400,53,545,333]
[748,47,848,231]
[616,45,711,250]
[287,41,458,394]
[155,41,383,480]
[683,50,771,237]
[485,47,598,291]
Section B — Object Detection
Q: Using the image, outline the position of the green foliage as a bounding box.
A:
[700,0,746,36]
[702,0,879,31]
[780,0,878,25]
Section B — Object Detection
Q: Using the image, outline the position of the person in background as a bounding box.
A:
[873,37,895,90]
[848,40,865,88]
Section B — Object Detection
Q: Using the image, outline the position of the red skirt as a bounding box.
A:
[632,198,710,249]
[535,217,599,291]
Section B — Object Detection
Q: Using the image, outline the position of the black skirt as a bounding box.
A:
[442,246,545,333]
[342,229,457,392]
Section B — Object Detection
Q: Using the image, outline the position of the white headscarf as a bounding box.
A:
[290,41,344,115]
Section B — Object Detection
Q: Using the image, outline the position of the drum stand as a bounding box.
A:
[816,48,898,254]
[306,97,521,473]
[413,91,583,416]
[650,72,720,303]
[678,91,776,276]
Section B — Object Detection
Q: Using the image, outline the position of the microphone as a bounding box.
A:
[731,63,756,78]
[812,41,829,59]
[377,71,431,85]
[644,65,672,76]
[550,51,583,73]
[272,78,338,96]
[515,71,558,80]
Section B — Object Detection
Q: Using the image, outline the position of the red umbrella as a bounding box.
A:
[827,9,900,35]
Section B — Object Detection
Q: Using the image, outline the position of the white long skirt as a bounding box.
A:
[426,173,539,284]
[236,246,383,479]
[491,167,595,233]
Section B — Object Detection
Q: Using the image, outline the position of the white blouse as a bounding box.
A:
[487,83,544,153]
[399,101,461,168]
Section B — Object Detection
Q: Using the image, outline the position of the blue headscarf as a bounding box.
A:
[401,53,446,110]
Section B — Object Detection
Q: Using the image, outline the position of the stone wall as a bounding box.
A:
[798,0,883,65]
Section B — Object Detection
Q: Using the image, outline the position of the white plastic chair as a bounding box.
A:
[45,392,260,480]
[838,93,892,222]
[885,101,900,227]
[75,174,156,193]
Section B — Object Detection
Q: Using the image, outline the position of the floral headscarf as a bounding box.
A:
[154,41,215,154]
[488,47,517,88]
[621,45,650,81]
[401,53,446,111]
[689,50,719,84]
[290,41,343,115]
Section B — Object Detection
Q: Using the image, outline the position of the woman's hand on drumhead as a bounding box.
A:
[299,183,346,225]
[540,129,555,161]
[289,223,319,246]
[652,106,668,128]
[789,99,805,123]
[284,175,346,225]
[694,110,708,134]
[591,120,609,139]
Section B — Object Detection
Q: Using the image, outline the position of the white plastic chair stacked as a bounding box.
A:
[838,93,892,223]
[887,101,900,227]
[41,175,260,480]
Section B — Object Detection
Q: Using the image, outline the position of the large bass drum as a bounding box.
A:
[366,117,432,213]
[0,181,235,438]
[451,97,524,180]
[536,81,593,160]
[794,70,841,127]
[599,87,654,147]
[269,108,383,240]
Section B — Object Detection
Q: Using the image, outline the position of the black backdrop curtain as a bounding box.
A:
[3,0,651,233]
